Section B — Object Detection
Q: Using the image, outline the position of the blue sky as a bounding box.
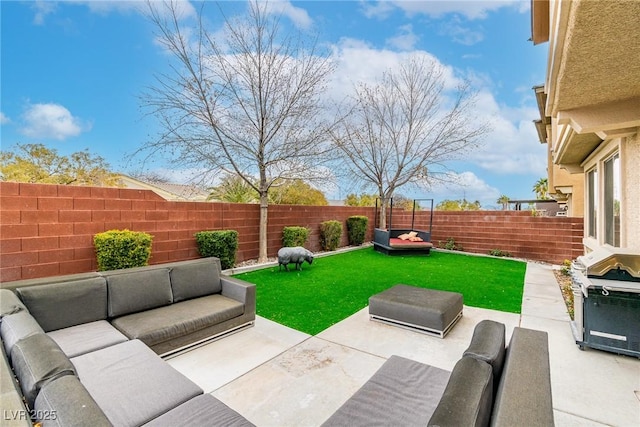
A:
[1,1,548,208]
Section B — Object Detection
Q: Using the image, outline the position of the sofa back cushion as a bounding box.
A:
[491,327,554,427]
[16,277,108,332]
[170,259,222,302]
[0,289,27,318]
[428,356,493,427]
[10,333,76,408]
[106,268,173,317]
[0,310,44,355]
[463,320,506,383]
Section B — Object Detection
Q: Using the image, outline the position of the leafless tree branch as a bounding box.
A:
[331,56,490,228]
[138,0,335,261]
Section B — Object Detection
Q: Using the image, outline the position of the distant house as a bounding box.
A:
[531,0,640,252]
[508,199,565,217]
[118,175,209,202]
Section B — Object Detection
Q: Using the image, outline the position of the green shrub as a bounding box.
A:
[488,249,511,257]
[94,229,153,271]
[346,215,368,246]
[320,220,342,251]
[438,237,462,251]
[561,259,572,276]
[282,226,310,247]
[194,230,239,270]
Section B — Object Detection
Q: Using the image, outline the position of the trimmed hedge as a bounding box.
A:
[346,215,368,246]
[320,220,342,251]
[282,226,310,247]
[94,229,153,271]
[194,230,239,270]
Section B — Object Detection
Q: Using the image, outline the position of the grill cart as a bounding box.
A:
[571,247,640,358]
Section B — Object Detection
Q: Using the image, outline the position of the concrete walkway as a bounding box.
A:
[167,262,640,427]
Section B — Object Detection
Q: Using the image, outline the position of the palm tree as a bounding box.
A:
[207,174,258,203]
[497,195,510,210]
[533,178,550,200]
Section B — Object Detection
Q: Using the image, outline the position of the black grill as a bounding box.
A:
[571,248,640,358]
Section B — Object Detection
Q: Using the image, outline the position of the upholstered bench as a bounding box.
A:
[369,284,463,338]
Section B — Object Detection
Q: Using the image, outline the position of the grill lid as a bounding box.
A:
[577,247,640,280]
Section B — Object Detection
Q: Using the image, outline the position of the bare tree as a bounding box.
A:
[140,1,335,262]
[331,56,490,228]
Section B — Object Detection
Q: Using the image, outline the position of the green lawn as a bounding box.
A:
[233,248,526,335]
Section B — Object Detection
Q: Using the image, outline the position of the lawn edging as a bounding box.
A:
[222,243,374,275]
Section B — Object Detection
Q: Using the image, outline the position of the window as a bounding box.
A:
[587,168,597,238]
[604,153,621,246]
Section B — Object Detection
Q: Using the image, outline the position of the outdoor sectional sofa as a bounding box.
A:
[0,257,256,426]
[1,255,554,427]
[323,319,555,426]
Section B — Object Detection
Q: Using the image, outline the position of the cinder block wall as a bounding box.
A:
[429,211,583,262]
[0,182,374,281]
[381,208,583,263]
[0,182,583,281]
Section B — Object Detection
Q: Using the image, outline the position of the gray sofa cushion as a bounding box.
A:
[463,319,506,381]
[16,277,108,332]
[11,333,76,407]
[106,268,173,317]
[144,394,254,427]
[322,355,451,426]
[34,375,112,427]
[47,320,128,358]
[428,356,493,427]
[1,310,44,355]
[72,339,202,427]
[111,294,244,347]
[170,260,222,302]
[1,341,31,427]
[491,327,554,427]
[0,289,27,318]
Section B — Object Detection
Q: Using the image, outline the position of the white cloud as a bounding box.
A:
[327,38,460,103]
[0,112,10,125]
[468,95,546,175]
[31,0,57,25]
[386,24,419,51]
[262,0,313,30]
[360,1,395,19]
[426,171,502,207]
[73,1,145,15]
[30,1,196,24]
[363,0,525,20]
[326,38,546,181]
[439,18,484,45]
[20,103,90,140]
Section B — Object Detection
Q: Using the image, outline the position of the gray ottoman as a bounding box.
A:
[369,285,463,338]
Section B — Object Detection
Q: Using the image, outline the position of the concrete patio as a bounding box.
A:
[167,262,640,427]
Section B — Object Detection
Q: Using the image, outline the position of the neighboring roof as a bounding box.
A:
[530,0,549,45]
[118,175,209,201]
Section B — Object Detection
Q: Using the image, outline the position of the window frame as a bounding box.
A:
[603,152,621,247]
[586,168,597,239]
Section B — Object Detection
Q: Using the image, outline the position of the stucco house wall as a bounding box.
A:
[531,0,640,255]
[622,131,640,250]
[548,162,584,217]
